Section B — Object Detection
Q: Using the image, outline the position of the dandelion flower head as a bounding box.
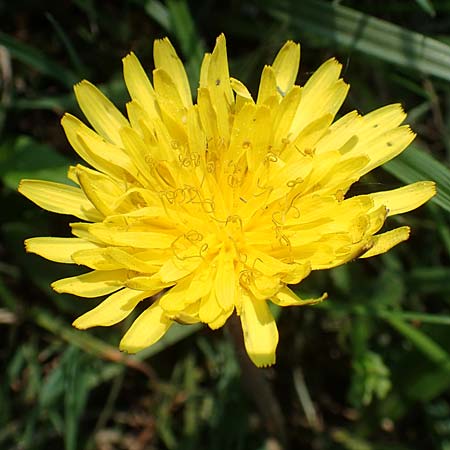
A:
[19,35,436,367]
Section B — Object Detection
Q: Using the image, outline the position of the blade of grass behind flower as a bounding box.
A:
[380,312,450,371]
[414,0,436,17]
[429,204,450,257]
[377,313,450,409]
[166,0,206,91]
[32,306,201,387]
[142,0,171,31]
[11,95,76,112]
[384,310,450,325]
[45,13,87,78]
[0,136,72,189]
[264,0,450,82]
[0,32,78,87]
[408,267,450,295]
[63,347,90,450]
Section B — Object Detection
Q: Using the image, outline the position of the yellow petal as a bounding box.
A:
[199,289,223,324]
[122,52,159,119]
[280,262,312,284]
[359,226,411,258]
[18,179,102,222]
[199,52,211,87]
[302,57,342,97]
[186,105,207,160]
[291,59,347,135]
[214,248,236,310]
[70,222,102,242]
[245,105,273,171]
[103,247,161,273]
[272,86,302,147]
[61,114,135,180]
[369,181,436,217]
[153,38,192,108]
[120,300,172,353]
[126,275,172,291]
[157,256,203,283]
[75,165,127,216]
[119,124,161,183]
[197,87,219,144]
[167,301,201,325]
[248,273,281,300]
[316,104,408,159]
[208,33,233,105]
[208,307,234,330]
[284,113,333,162]
[257,65,277,105]
[239,291,279,367]
[74,80,129,145]
[271,40,300,96]
[25,237,99,263]
[228,102,258,163]
[153,68,188,121]
[230,77,253,100]
[359,103,407,139]
[73,287,149,329]
[71,247,125,270]
[189,263,214,298]
[361,126,416,174]
[88,223,176,249]
[159,271,208,312]
[312,154,369,196]
[272,286,327,306]
[52,269,127,297]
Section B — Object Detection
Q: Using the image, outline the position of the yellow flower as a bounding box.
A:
[19,34,435,367]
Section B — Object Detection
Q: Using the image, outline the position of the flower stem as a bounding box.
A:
[227,314,287,447]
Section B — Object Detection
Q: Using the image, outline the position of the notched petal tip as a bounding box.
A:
[216,33,226,45]
[240,295,279,368]
[72,317,88,330]
[17,179,25,194]
[249,351,276,368]
[122,51,136,63]
[60,112,71,125]
[50,280,62,293]
[23,238,32,253]
[322,57,343,74]
[359,226,411,259]
[73,79,90,92]
[428,181,437,198]
[118,342,139,354]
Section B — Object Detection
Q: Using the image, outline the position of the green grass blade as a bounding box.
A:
[384,310,450,326]
[142,0,171,31]
[166,0,206,91]
[32,306,202,387]
[0,136,72,189]
[45,13,87,77]
[0,32,78,87]
[63,348,90,450]
[414,0,436,17]
[380,313,450,370]
[264,0,450,82]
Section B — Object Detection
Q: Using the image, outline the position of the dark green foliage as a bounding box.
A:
[1,0,450,448]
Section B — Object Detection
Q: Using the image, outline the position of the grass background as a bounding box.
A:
[1,0,450,449]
